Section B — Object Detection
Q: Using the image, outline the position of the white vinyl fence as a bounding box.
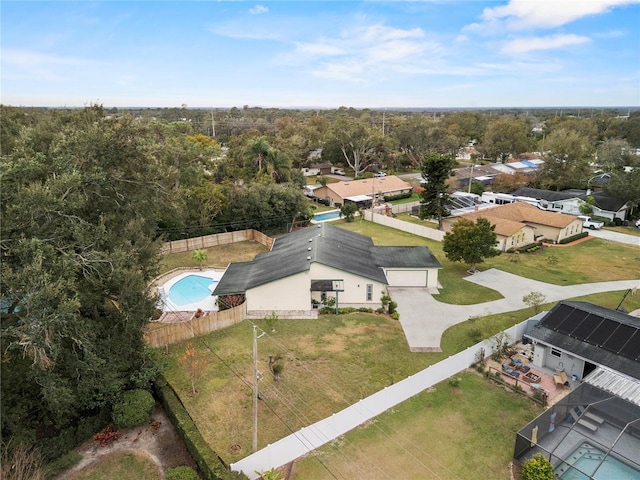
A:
[231,321,529,478]
[363,210,445,242]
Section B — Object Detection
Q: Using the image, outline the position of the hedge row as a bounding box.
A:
[383,191,413,202]
[559,231,589,244]
[155,378,248,480]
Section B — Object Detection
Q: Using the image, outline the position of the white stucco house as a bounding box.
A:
[213,223,442,318]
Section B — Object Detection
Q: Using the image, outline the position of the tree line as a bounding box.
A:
[1,103,639,471]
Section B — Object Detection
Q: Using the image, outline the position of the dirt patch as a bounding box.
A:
[56,404,197,480]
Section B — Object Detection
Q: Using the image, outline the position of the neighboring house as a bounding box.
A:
[213,223,441,317]
[525,301,640,381]
[515,301,640,474]
[312,175,412,208]
[511,187,631,223]
[441,202,583,250]
[302,161,333,177]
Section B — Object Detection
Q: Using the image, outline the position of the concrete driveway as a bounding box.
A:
[390,269,640,352]
[586,228,640,246]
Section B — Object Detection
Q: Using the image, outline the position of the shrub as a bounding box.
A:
[516,242,542,253]
[559,232,588,244]
[521,453,555,480]
[388,301,397,315]
[383,191,413,202]
[112,389,155,430]
[448,377,461,388]
[390,311,399,320]
[166,466,200,480]
[468,328,483,343]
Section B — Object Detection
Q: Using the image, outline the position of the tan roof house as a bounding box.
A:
[313,175,412,207]
[442,202,583,252]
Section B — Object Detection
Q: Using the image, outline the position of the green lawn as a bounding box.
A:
[159,219,640,473]
[159,241,268,274]
[68,451,161,480]
[292,372,543,480]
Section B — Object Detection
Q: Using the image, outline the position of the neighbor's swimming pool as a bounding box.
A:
[168,274,217,306]
[313,210,341,222]
[555,443,640,480]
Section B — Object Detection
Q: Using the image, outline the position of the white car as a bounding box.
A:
[333,169,345,175]
[374,172,387,177]
[635,219,640,228]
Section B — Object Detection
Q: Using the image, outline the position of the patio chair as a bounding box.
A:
[502,363,520,378]
[510,356,523,368]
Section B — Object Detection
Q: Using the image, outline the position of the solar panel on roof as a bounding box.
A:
[586,318,618,346]
[542,304,574,330]
[573,314,603,342]
[604,324,637,353]
[618,331,640,361]
[556,309,589,335]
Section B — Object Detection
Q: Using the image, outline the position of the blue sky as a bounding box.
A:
[2,1,639,108]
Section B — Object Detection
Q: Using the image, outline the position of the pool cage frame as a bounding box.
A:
[514,383,640,478]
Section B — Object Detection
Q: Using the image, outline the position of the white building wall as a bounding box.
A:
[247,272,311,311]
[310,263,386,306]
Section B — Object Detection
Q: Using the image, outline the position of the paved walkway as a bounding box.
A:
[392,269,640,352]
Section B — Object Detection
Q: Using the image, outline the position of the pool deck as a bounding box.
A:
[156,269,223,313]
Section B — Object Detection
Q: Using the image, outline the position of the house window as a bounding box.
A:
[550,348,562,358]
[366,284,373,301]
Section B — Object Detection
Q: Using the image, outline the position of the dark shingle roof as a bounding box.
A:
[513,187,626,213]
[371,246,442,269]
[213,224,440,295]
[527,301,640,379]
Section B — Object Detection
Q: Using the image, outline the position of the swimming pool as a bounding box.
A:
[555,443,640,480]
[168,275,217,306]
[158,270,223,312]
[312,210,341,222]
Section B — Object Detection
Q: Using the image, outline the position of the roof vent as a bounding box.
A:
[309,238,313,242]
[318,233,321,237]
[307,247,311,251]
[317,224,321,228]
[307,256,311,261]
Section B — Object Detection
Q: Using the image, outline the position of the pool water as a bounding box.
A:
[168,275,217,306]
[555,443,640,480]
[313,210,341,222]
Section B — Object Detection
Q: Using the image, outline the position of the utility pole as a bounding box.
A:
[253,325,265,452]
[468,162,475,195]
[211,111,216,137]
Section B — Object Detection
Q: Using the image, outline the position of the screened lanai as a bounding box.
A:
[514,377,640,479]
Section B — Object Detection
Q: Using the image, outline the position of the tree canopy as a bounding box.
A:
[1,106,172,458]
[418,153,456,229]
[442,218,501,272]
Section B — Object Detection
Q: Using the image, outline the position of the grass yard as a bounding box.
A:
[606,225,640,236]
[158,219,640,474]
[67,451,161,480]
[159,241,268,274]
[483,236,640,285]
[292,371,543,480]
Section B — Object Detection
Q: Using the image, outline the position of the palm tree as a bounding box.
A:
[244,137,272,175]
[191,249,207,269]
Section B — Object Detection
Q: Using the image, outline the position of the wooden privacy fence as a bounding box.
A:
[144,303,247,348]
[162,229,274,254]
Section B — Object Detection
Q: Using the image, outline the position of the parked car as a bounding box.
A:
[635,218,640,228]
[333,169,345,175]
[374,172,387,177]
[577,215,605,230]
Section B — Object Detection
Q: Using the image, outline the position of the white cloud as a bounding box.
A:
[280,23,442,82]
[501,34,591,54]
[249,5,268,15]
[467,0,640,32]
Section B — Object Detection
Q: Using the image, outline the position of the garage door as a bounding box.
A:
[385,270,426,287]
